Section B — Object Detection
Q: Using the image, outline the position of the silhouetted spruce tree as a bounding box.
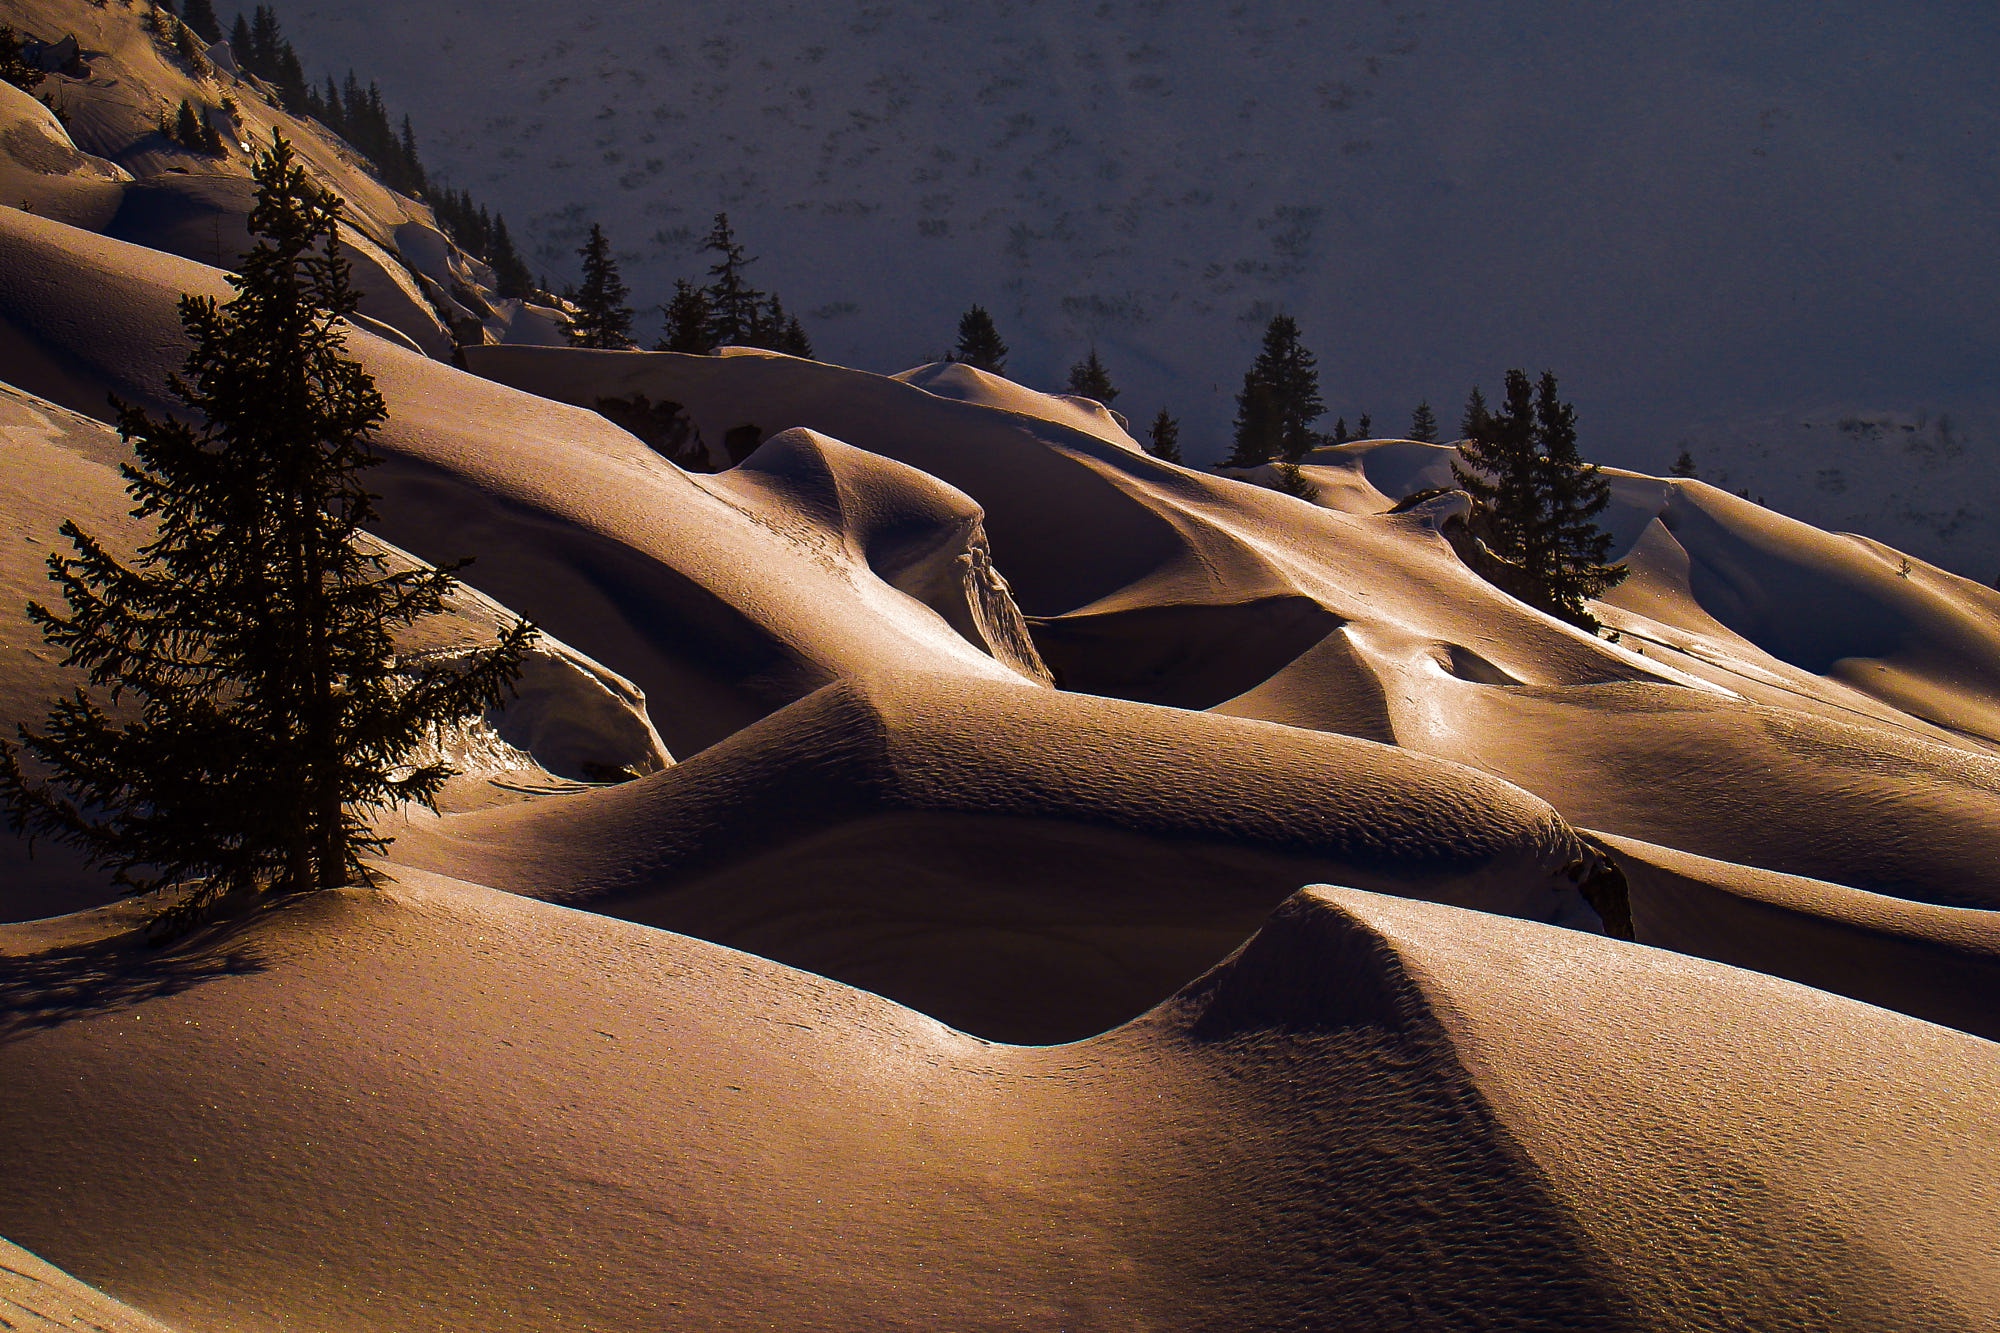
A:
[228,13,252,64]
[952,305,1008,373]
[487,216,533,300]
[700,213,763,348]
[1452,369,1626,628]
[174,98,204,149]
[1226,314,1324,465]
[182,0,221,42]
[1356,413,1373,439]
[1460,385,1490,441]
[562,224,634,349]
[657,279,714,354]
[1066,348,1118,406]
[1410,399,1438,443]
[1145,409,1182,464]
[1669,448,1698,478]
[1,26,46,92]
[0,136,532,923]
[1329,417,1349,445]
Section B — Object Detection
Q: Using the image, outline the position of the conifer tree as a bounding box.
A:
[1,26,45,93]
[0,136,532,921]
[1460,386,1490,441]
[562,223,634,349]
[1410,399,1438,443]
[699,213,763,348]
[952,305,1008,373]
[1065,348,1119,406]
[182,0,221,42]
[487,215,533,301]
[657,279,714,354]
[1146,409,1182,464]
[174,98,203,150]
[1330,417,1350,445]
[228,13,252,63]
[1356,412,1373,439]
[1452,369,1626,629]
[1226,314,1324,465]
[1669,448,1698,478]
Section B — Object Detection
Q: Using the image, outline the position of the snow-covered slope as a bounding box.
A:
[263,1,2000,551]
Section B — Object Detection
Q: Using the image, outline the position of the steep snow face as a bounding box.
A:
[276,2,2000,469]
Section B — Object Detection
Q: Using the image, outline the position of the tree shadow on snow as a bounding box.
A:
[0,924,267,1044]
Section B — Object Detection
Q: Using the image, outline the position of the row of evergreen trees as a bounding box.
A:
[560,215,813,356]
[175,1,535,302]
[946,304,1622,628]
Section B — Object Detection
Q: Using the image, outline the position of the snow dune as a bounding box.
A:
[1,872,1993,1331]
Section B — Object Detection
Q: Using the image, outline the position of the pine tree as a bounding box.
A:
[562,224,634,349]
[1226,314,1324,465]
[657,279,713,354]
[0,136,532,923]
[1146,409,1182,464]
[1452,370,1626,629]
[699,213,763,348]
[1356,413,1373,439]
[174,98,204,150]
[487,215,533,301]
[1,26,46,93]
[1460,386,1490,441]
[1330,417,1349,445]
[182,0,222,42]
[952,305,1008,373]
[777,312,813,359]
[1410,399,1438,443]
[228,13,253,65]
[1066,348,1118,405]
[1669,448,1698,478]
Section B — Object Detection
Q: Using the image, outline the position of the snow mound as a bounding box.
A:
[380,669,1599,1042]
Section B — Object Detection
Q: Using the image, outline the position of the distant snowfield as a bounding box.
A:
[279,0,2000,574]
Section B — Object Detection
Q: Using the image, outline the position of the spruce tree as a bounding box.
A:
[699,213,762,348]
[1146,409,1182,464]
[562,223,634,349]
[1066,348,1118,405]
[0,136,532,921]
[0,27,45,93]
[1410,399,1438,443]
[182,0,221,42]
[487,215,533,301]
[952,305,1008,373]
[1452,370,1626,629]
[1227,314,1324,465]
[657,279,714,354]
[1330,417,1350,445]
[1356,413,1373,439]
[174,98,203,150]
[228,13,252,65]
[1669,448,1698,478]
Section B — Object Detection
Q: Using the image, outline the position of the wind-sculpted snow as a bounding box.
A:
[4,72,2000,1320]
[379,671,1597,1042]
[0,874,1992,1331]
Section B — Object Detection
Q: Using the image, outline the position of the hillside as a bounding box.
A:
[267,0,2000,577]
[0,1,1996,1327]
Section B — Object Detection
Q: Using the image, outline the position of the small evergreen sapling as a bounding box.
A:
[1145,409,1182,464]
[1065,348,1118,406]
[0,136,533,922]
[1410,400,1438,443]
[562,223,635,349]
[952,306,1008,374]
[1669,448,1698,478]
